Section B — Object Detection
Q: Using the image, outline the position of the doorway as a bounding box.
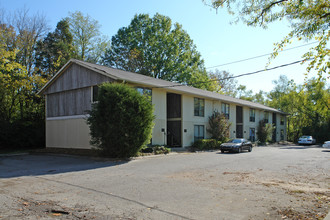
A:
[166,93,182,147]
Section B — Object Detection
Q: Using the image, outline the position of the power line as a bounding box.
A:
[153,58,312,89]
[206,41,318,69]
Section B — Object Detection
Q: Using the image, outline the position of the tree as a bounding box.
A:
[87,83,155,158]
[267,75,329,142]
[35,19,74,78]
[204,0,330,78]
[207,111,231,142]
[67,11,110,63]
[208,69,238,95]
[103,13,213,90]
[256,120,273,144]
[1,7,49,76]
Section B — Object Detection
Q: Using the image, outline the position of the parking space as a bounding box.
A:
[0,145,329,219]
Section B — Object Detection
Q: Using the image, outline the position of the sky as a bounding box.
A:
[1,0,320,93]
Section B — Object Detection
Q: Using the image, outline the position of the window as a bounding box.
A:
[249,109,255,122]
[194,98,204,117]
[280,116,284,125]
[194,125,204,141]
[92,85,99,102]
[221,103,230,119]
[249,128,256,142]
[280,129,284,140]
[264,112,269,123]
[136,87,152,102]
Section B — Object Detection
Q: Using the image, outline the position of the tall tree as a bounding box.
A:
[35,19,74,78]
[1,7,49,76]
[209,69,238,95]
[267,75,329,142]
[0,25,45,121]
[204,0,330,78]
[103,13,213,90]
[67,11,109,63]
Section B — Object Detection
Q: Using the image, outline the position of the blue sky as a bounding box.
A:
[1,0,318,93]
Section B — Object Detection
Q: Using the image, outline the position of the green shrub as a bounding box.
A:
[87,83,155,158]
[190,139,222,151]
[257,120,273,144]
[153,145,171,155]
[207,111,231,142]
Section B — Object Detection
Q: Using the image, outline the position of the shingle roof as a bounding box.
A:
[39,59,288,115]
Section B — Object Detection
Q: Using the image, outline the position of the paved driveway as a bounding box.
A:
[0,145,329,219]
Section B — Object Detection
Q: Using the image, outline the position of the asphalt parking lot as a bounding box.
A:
[0,145,329,219]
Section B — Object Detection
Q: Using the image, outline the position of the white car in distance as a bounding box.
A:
[322,141,330,149]
[298,136,316,145]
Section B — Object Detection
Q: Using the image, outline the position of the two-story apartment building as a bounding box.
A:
[38,59,287,149]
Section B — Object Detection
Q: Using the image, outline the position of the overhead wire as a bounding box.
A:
[152,58,312,89]
[206,41,318,69]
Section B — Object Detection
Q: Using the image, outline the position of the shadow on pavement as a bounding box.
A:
[279,145,322,150]
[0,154,128,178]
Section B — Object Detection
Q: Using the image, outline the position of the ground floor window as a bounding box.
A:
[249,128,255,142]
[281,129,284,140]
[194,125,204,142]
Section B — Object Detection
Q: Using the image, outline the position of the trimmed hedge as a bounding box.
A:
[190,139,222,151]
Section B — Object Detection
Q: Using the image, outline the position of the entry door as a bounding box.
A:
[236,106,243,138]
[236,125,243,138]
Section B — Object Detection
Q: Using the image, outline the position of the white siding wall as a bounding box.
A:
[151,89,167,146]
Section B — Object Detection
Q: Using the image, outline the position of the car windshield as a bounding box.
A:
[301,136,312,139]
[230,139,243,143]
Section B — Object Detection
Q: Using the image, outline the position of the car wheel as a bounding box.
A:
[221,150,224,153]
[248,146,252,152]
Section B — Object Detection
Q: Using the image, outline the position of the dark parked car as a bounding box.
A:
[220,139,253,153]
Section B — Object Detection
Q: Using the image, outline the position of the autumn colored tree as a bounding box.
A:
[207,111,231,142]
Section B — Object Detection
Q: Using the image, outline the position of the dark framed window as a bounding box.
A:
[221,103,230,119]
[264,112,269,123]
[249,108,255,122]
[280,116,284,125]
[194,98,205,117]
[249,128,256,142]
[194,125,204,141]
[92,85,99,102]
[280,129,284,140]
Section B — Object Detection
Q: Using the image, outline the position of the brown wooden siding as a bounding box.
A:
[44,63,111,95]
[46,87,92,117]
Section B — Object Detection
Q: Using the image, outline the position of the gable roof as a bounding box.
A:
[38,59,288,115]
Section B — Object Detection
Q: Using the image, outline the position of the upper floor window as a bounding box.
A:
[280,116,285,125]
[264,111,269,123]
[221,103,230,119]
[194,98,205,117]
[249,108,255,122]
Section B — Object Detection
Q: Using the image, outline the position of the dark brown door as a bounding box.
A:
[236,125,243,138]
[236,106,243,138]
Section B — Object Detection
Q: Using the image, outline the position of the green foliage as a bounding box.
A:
[207,111,231,142]
[153,145,171,155]
[35,19,74,78]
[87,83,155,158]
[267,75,329,142]
[103,13,214,90]
[67,11,110,63]
[205,0,330,78]
[256,120,274,144]
[191,139,222,151]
